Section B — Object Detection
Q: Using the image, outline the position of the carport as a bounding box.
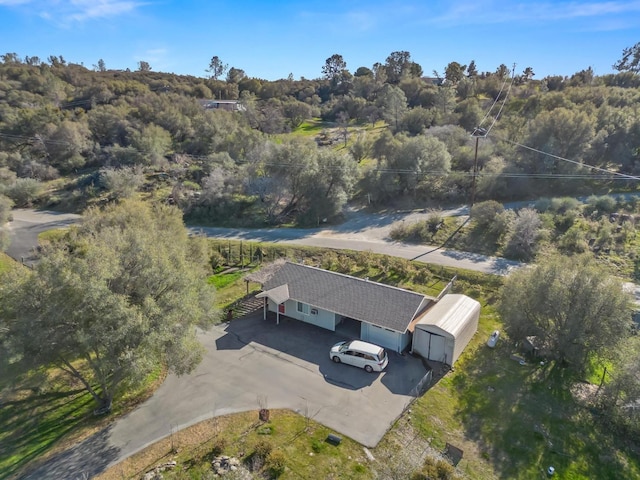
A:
[410,294,480,366]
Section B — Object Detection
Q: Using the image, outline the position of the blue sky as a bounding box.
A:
[0,0,639,80]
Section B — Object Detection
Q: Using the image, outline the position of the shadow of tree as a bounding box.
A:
[452,344,639,479]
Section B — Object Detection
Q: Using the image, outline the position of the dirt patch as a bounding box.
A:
[570,381,599,406]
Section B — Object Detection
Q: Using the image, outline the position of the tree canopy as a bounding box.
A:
[499,253,632,372]
[0,200,217,411]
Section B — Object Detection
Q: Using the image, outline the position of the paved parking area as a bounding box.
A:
[109,313,428,454]
[24,313,429,479]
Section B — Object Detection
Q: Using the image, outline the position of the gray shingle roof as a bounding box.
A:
[261,262,432,333]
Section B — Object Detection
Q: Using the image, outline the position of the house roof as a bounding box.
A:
[256,284,290,305]
[411,294,480,338]
[261,262,433,333]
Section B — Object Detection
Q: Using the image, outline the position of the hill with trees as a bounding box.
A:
[1,50,640,231]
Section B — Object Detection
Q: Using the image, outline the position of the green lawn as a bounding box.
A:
[0,362,164,479]
[0,252,15,273]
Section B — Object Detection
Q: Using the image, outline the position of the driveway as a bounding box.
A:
[5,209,80,266]
[22,313,429,479]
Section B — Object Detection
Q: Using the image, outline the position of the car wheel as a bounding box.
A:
[364,365,373,373]
[332,356,341,363]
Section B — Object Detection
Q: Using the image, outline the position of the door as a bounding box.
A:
[428,333,446,362]
[363,324,399,352]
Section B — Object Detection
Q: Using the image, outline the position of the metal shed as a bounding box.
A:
[410,294,480,366]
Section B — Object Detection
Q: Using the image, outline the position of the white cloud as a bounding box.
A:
[430,0,640,26]
[67,0,143,22]
[1,0,148,23]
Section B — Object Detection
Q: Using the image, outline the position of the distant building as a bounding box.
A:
[198,99,244,112]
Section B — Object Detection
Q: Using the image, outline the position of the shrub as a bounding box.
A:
[586,195,617,215]
[3,178,43,207]
[265,450,286,478]
[210,437,226,456]
[253,439,273,460]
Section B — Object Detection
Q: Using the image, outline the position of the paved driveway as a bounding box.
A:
[23,313,428,479]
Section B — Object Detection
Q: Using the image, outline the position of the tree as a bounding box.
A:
[349,132,371,163]
[496,63,510,79]
[522,66,535,81]
[614,41,640,73]
[377,84,408,131]
[444,62,466,84]
[504,207,544,260]
[599,342,640,436]
[384,51,413,84]
[467,60,478,77]
[95,59,106,72]
[226,67,246,84]
[207,56,228,80]
[322,54,347,82]
[0,194,13,252]
[137,60,151,72]
[100,166,145,199]
[498,253,632,372]
[0,201,217,411]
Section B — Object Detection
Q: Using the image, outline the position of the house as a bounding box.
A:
[198,99,244,111]
[255,262,479,360]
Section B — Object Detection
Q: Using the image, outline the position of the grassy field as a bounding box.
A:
[0,252,15,273]
[0,360,165,480]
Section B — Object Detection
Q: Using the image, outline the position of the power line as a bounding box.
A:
[492,134,640,182]
[2,131,639,182]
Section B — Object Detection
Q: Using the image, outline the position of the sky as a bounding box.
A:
[0,0,639,81]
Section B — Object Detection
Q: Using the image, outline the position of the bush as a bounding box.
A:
[586,195,617,215]
[210,437,226,456]
[253,439,273,460]
[265,450,286,478]
[3,178,43,207]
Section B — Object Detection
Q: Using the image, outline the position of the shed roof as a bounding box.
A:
[411,294,480,338]
[261,262,433,333]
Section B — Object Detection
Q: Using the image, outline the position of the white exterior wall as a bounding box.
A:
[267,299,336,331]
[451,301,480,363]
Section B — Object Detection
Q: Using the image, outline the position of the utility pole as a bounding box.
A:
[470,127,487,207]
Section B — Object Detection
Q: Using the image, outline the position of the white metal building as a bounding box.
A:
[410,294,481,366]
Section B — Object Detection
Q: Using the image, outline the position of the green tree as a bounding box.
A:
[207,55,228,80]
[0,201,217,411]
[322,54,347,83]
[226,67,246,84]
[137,60,151,72]
[499,253,632,372]
[466,60,478,77]
[444,61,466,84]
[613,41,640,73]
[129,123,173,165]
[384,51,418,84]
[0,194,13,252]
[377,84,408,131]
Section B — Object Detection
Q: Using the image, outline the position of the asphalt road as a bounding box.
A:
[4,209,81,266]
[6,208,522,275]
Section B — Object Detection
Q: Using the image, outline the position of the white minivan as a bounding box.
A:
[329,340,388,372]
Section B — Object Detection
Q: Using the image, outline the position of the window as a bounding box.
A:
[297,301,309,315]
